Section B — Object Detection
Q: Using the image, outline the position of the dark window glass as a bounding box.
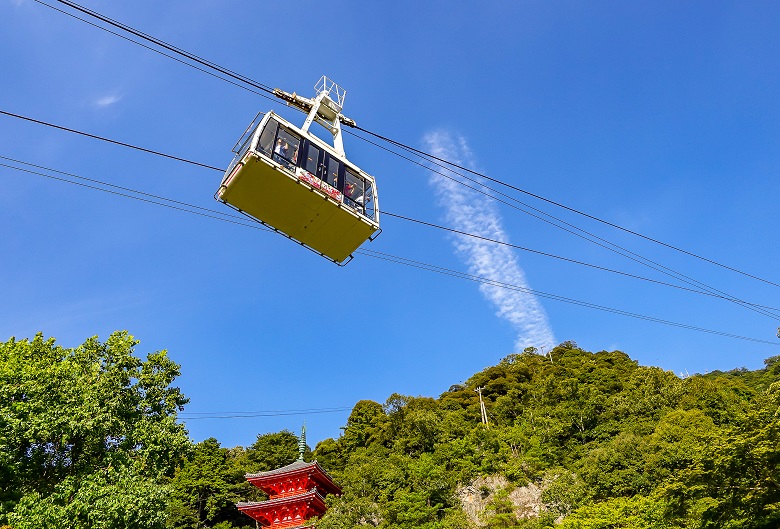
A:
[305,143,321,175]
[344,168,366,214]
[258,118,278,156]
[325,156,341,189]
[364,181,375,219]
[272,128,301,167]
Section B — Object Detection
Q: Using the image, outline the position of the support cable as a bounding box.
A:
[0,110,223,172]
[179,407,352,420]
[0,160,260,229]
[2,108,775,320]
[42,0,278,98]
[33,0,280,104]
[36,0,780,292]
[381,210,780,315]
[345,127,780,319]
[355,247,780,345]
[353,125,780,290]
[1,157,778,345]
[2,151,776,314]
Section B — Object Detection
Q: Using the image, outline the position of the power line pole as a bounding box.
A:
[541,346,553,363]
[476,387,489,427]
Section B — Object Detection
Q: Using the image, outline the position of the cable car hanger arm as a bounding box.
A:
[272,88,357,129]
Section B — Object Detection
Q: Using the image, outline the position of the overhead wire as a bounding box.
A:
[35,0,780,294]
[344,126,780,320]
[1,156,778,346]
[1,125,777,314]
[30,0,780,320]
[179,407,352,420]
[355,248,779,345]
[2,108,778,321]
[0,110,223,172]
[31,0,280,104]
[352,125,780,290]
[381,210,780,314]
[0,158,260,229]
[182,406,352,415]
[37,0,279,102]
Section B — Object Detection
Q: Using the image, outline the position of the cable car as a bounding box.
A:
[216,77,380,264]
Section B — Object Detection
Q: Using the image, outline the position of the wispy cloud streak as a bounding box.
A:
[94,94,122,107]
[424,131,556,351]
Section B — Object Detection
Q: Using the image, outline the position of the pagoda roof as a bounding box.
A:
[237,489,328,527]
[246,460,341,495]
[246,460,316,479]
[237,489,327,510]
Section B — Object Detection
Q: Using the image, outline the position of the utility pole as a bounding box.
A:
[541,346,553,363]
[476,387,489,427]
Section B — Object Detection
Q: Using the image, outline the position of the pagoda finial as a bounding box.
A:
[297,423,306,462]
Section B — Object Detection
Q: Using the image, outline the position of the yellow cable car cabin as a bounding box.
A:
[216,77,380,264]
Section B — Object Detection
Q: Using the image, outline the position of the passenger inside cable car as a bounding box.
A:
[217,104,380,264]
[243,114,375,218]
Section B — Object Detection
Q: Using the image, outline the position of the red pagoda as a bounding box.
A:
[237,427,341,528]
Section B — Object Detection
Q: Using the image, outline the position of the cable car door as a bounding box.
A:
[302,141,322,178]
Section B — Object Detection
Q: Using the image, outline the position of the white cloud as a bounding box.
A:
[424,130,556,352]
[94,94,122,107]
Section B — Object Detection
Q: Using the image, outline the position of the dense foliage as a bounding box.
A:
[0,332,189,528]
[2,334,778,528]
[313,342,780,529]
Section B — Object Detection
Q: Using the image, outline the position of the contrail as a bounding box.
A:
[424,131,556,351]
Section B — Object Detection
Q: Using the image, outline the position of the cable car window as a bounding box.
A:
[325,156,341,189]
[273,128,301,167]
[304,143,321,176]
[364,181,375,219]
[258,118,279,156]
[344,168,365,213]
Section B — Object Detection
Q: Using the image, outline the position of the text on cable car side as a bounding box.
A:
[216,77,380,264]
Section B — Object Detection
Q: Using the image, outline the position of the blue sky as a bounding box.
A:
[2,1,779,448]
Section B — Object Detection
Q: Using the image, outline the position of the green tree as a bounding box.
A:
[307,350,780,529]
[541,469,588,520]
[0,331,190,528]
[645,409,717,486]
[557,495,668,529]
[8,468,170,529]
[697,381,780,528]
[243,430,309,473]
[482,488,518,529]
[578,433,651,499]
[167,438,252,529]
[340,400,387,452]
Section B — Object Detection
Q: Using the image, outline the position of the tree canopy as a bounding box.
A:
[2,334,779,528]
[313,342,780,529]
[0,331,189,528]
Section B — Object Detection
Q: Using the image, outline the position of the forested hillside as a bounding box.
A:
[1,335,778,528]
[314,341,780,529]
